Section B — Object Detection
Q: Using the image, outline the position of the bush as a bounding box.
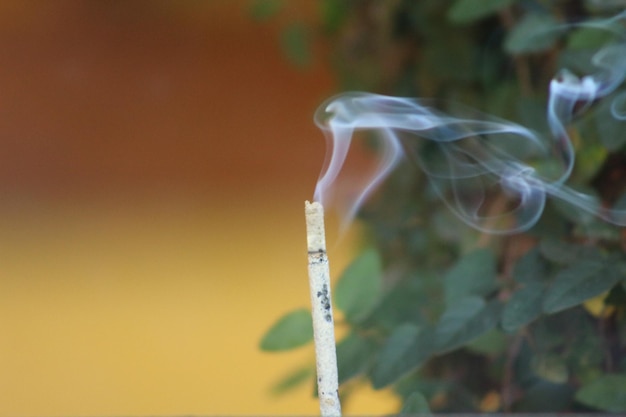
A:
[258,0,626,413]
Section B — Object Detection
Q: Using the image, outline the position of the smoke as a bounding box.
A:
[313,13,626,234]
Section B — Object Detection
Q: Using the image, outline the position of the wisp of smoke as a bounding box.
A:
[313,12,626,234]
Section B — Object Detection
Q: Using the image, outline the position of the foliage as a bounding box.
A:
[258,0,626,413]
[259,308,312,351]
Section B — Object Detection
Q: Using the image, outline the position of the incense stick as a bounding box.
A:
[305,200,341,417]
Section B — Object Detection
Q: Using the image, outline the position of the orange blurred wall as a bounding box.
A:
[0,1,398,415]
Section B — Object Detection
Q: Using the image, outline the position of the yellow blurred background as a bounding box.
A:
[0,1,397,415]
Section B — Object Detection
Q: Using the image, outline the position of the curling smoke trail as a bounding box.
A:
[313,13,626,234]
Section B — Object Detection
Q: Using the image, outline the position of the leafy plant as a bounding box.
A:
[258,0,626,413]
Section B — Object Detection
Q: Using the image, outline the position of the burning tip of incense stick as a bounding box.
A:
[305,200,327,253]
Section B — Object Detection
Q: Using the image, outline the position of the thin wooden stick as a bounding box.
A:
[305,200,342,417]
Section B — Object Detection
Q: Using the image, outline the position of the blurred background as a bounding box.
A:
[4,1,626,415]
[0,1,396,415]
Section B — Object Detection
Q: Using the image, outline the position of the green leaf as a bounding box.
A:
[363,273,431,331]
[260,308,313,351]
[435,296,503,354]
[574,143,608,182]
[568,327,605,383]
[501,282,545,332]
[334,248,383,323]
[517,96,550,135]
[249,0,283,21]
[422,33,479,83]
[270,365,313,395]
[336,332,377,384]
[504,13,563,54]
[280,23,311,67]
[437,296,484,337]
[371,324,435,389]
[320,0,348,33]
[444,248,497,305]
[466,328,507,355]
[606,283,626,307]
[394,376,451,405]
[532,353,569,383]
[575,374,626,412]
[447,0,516,24]
[401,391,432,415]
[513,247,550,284]
[595,91,626,151]
[539,239,575,263]
[543,259,623,314]
[514,380,574,412]
[550,186,601,226]
[567,26,617,50]
[566,16,622,50]
[485,82,518,119]
[558,48,598,75]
